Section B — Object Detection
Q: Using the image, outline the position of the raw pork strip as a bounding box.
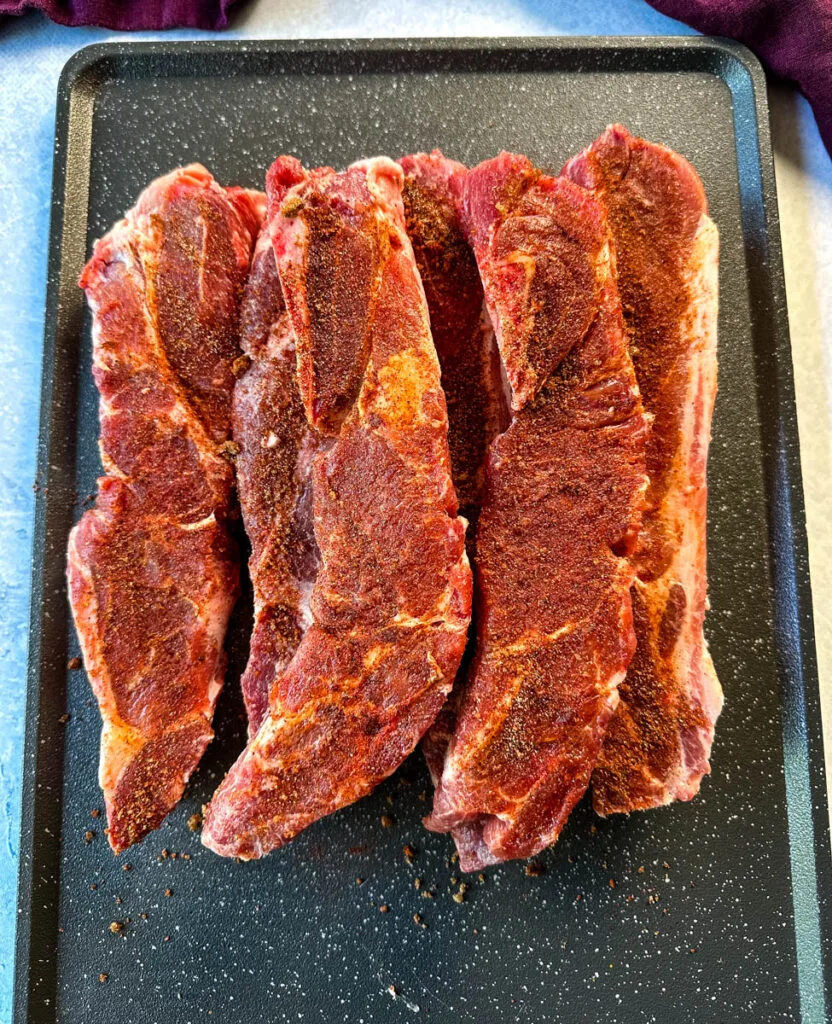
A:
[201,156,472,860]
[564,125,723,813]
[398,150,509,790]
[233,223,319,736]
[68,166,261,853]
[425,153,650,870]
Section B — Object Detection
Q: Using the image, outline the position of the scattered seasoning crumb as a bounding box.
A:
[575,894,583,902]
[98,973,108,984]
[450,876,459,886]
[385,794,394,806]
[140,913,148,920]
[478,873,486,883]
[83,831,95,844]
[160,849,170,860]
[403,844,416,863]
[182,854,191,861]
[417,790,427,802]
[663,862,671,871]
[89,884,97,891]
[171,852,178,860]
[90,809,101,819]
[164,935,171,942]
[231,353,252,378]
[690,947,697,953]
[379,904,389,914]
[590,825,597,834]
[609,879,616,889]
[414,878,422,890]
[638,865,645,874]
[58,714,70,725]
[413,913,422,925]
[387,985,397,997]
[422,890,434,900]
[452,891,465,904]
[380,814,394,829]
[67,657,82,671]
[567,855,575,864]
[122,864,132,872]
[109,921,123,934]
[164,889,173,897]
[524,861,545,877]
[187,812,203,832]
[450,851,459,864]
[114,897,122,905]
[355,877,364,885]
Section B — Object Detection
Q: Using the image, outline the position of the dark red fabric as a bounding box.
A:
[648,0,832,156]
[0,0,242,29]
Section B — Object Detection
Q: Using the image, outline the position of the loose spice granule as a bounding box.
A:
[109,921,123,934]
[187,812,203,832]
[83,831,95,844]
[385,794,394,806]
[452,891,465,904]
[58,714,70,725]
[609,879,616,889]
[379,904,389,913]
[355,877,364,885]
[89,884,97,891]
[637,866,645,874]
[663,862,670,871]
[413,913,422,924]
[414,878,422,890]
[380,815,394,828]
[422,891,434,900]
[122,864,132,872]
[90,809,100,819]
[403,844,416,862]
[450,876,459,886]
[450,851,459,864]
[524,862,545,877]
[417,791,427,802]
[182,854,191,861]
[98,973,108,984]
[67,657,82,671]
[164,935,171,942]
[140,913,148,920]
[478,873,486,883]
[114,897,122,905]
[164,889,173,897]
[160,849,170,860]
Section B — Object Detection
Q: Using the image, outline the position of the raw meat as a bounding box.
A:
[233,224,319,736]
[201,156,472,860]
[564,125,723,813]
[398,150,509,796]
[68,165,262,853]
[399,151,508,532]
[425,153,650,870]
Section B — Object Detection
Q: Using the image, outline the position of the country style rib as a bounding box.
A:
[425,153,650,870]
[68,166,262,853]
[201,156,472,860]
[564,125,723,813]
[233,223,320,736]
[398,151,509,793]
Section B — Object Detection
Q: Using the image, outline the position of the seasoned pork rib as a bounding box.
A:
[201,157,472,860]
[233,224,319,736]
[425,153,649,870]
[564,125,723,813]
[68,166,261,853]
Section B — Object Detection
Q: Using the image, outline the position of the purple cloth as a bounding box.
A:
[648,0,832,156]
[0,0,243,29]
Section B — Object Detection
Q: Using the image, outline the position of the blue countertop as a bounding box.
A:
[1,3,830,1021]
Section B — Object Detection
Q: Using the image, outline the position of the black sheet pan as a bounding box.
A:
[14,37,832,1023]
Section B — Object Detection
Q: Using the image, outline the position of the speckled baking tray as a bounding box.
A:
[14,37,832,1024]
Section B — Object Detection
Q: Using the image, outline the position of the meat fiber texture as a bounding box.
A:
[564,125,723,814]
[201,156,473,860]
[68,165,262,853]
[425,153,650,871]
[233,225,319,736]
